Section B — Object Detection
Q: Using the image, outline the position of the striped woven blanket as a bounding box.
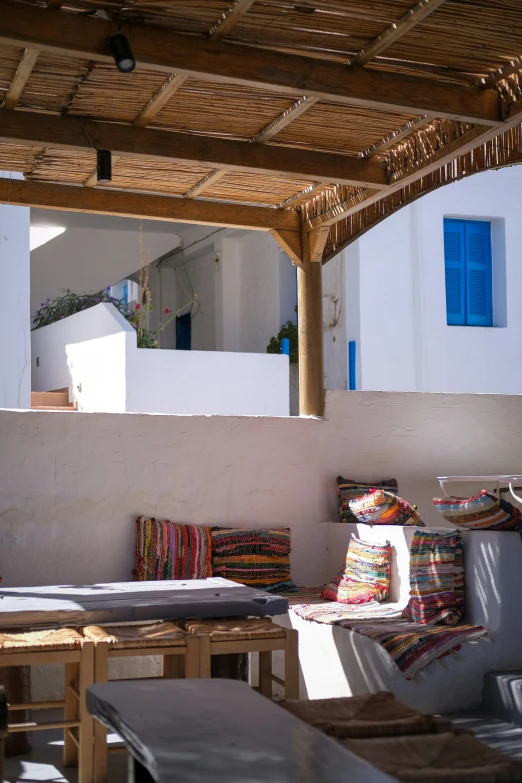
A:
[288,589,488,679]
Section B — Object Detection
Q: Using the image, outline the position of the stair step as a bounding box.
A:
[446,710,522,760]
[481,671,522,727]
[31,390,76,411]
[31,404,78,412]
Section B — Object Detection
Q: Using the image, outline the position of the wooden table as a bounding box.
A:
[0,578,288,629]
[87,679,395,783]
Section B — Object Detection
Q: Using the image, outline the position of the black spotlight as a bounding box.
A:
[109,32,136,73]
[97,149,112,183]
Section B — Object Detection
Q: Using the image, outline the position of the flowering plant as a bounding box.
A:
[32,289,130,330]
[33,227,197,347]
[126,297,196,349]
[32,289,196,349]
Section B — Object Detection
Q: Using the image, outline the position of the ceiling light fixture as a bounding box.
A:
[97,149,112,182]
[108,32,136,73]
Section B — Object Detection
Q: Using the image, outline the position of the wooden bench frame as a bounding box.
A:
[91,636,200,783]
[198,629,300,699]
[0,641,95,783]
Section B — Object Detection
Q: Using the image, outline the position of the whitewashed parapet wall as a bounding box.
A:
[31,303,290,416]
[0,172,30,409]
[0,389,521,588]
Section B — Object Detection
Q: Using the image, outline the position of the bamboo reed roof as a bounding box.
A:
[1,0,522,261]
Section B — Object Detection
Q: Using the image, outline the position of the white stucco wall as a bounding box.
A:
[126,348,289,416]
[32,302,132,397]
[2,388,522,588]
[2,389,522,705]
[30,212,181,317]
[345,167,522,394]
[174,245,216,351]
[32,303,290,416]
[0,172,30,409]
[322,250,348,391]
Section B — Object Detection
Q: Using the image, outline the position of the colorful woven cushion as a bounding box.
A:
[433,490,522,531]
[337,476,398,523]
[322,535,391,604]
[134,517,212,581]
[402,530,464,626]
[210,527,297,593]
[349,490,424,526]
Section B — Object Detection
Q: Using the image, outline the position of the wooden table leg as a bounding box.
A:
[0,666,31,756]
[129,755,154,783]
[0,685,8,781]
[64,662,80,766]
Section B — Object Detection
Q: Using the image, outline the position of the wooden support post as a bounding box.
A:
[297,228,324,417]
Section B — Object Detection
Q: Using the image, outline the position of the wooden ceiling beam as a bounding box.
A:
[0,1,502,126]
[309,226,330,262]
[209,0,257,39]
[134,73,187,128]
[132,0,244,132]
[352,0,448,66]
[0,178,300,232]
[189,96,320,198]
[3,48,39,109]
[184,169,227,199]
[160,1,256,194]
[278,182,325,208]
[361,115,430,157]
[0,109,389,189]
[270,229,302,266]
[253,96,319,143]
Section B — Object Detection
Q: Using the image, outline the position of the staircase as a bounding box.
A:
[446,671,522,760]
[31,388,78,411]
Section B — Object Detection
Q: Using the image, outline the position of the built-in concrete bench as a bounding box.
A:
[273,524,522,714]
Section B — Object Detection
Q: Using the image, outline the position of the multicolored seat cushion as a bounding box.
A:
[432,490,522,531]
[135,517,212,581]
[210,527,297,593]
[322,535,391,604]
[349,490,424,526]
[402,530,465,626]
[336,476,398,523]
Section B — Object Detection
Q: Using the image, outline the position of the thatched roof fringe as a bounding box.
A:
[320,124,522,262]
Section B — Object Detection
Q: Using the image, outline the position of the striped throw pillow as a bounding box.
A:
[402,530,464,626]
[433,490,522,531]
[349,490,424,526]
[211,527,297,593]
[322,535,391,604]
[135,517,212,581]
[337,477,398,523]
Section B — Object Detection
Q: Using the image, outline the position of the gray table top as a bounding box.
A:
[87,679,395,783]
[0,578,288,629]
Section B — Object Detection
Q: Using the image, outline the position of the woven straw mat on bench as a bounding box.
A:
[341,732,522,783]
[279,691,452,738]
[82,622,187,649]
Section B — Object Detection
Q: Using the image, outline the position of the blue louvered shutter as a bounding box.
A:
[444,219,466,325]
[465,220,492,327]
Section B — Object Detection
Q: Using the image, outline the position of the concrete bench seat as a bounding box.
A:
[272,524,522,715]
